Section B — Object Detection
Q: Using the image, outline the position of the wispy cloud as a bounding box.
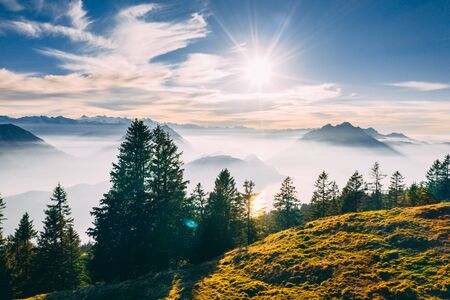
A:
[172,53,233,86]
[388,81,450,91]
[67,0,92,31]
[2,20,113,48]
[0,0,23,11]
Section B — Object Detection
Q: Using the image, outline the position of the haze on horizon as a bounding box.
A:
[0,0,449,139]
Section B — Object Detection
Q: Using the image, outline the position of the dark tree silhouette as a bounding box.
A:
[89,120,152,281]
[368,162,386,210]
[194,169,240,262]
[0,194,11,299]
[7,213,37,298]
[341,171,368,213]
[35,184,83,293]
[386,171,406,208]
[310,171,331,219]
[274,177,301,229]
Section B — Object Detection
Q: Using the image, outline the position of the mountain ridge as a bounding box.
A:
[301,122,400,154]
[0,123,43,144]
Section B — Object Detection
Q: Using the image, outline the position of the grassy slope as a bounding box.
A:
[26,203,450,300]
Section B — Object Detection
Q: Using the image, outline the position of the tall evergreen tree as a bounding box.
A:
[194,169,240,262]
[273,177,301,229]
[386,171,406,208]
[327,181,340,216]
[146,125,188,270]
[426,159,442,200]
[368,162,386,210]
[439,155,450,201]
[35,184,83,293]
[190,183,207,223]
[89,119,152,281]
[341,171,368,213]
[406,183,420,207]
[242,180,257,245]
[63,225,84,288]
[7,213,37,298]
[0,194,11,299]
[310,171,331,219]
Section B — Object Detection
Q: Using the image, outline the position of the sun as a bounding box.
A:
[245,56,272,87]
[251,191,267,217]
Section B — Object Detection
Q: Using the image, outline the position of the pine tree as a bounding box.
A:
[440,155,450,201]
[230,187,246,247]
[89,119,152,281]
[310,171,331,219]
[0,194,11,299]
[368,162,386,210]
[386,171,406,208]
[242,180,257,245]
[341,171,368,213]
[35,184,83,293]
[63,225,84,289]
[194,169,240,262]
[426,159,442,200]
[406,183,420,207]
[190,183,207,223]
[7,213,37,298]
[146,125,188,270]
[327,181,340,216]
[273,177,300,229]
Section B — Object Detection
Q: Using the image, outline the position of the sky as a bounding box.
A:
[0,0,449,137]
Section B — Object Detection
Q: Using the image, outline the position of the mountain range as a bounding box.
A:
[301,122,401,154]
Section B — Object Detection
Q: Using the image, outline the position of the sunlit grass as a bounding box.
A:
[25,203,450,299]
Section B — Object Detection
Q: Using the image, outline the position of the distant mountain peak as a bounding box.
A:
[189,155,243,166]
[337,121,354,128]
[0,124,43,143]
[301,122,399,154]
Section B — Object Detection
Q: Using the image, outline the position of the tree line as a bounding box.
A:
[0,184,84,299]
[0,120,448,298]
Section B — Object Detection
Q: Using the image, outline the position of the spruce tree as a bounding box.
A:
[440,155,450,201]
[63,225,84,289]
[310,171,331,219]
[194,169,240,262]
[341,171,368,213]
[406,183,420,207]
[35,184,83,293]
[0,194,11,299]
[243,180,257,245]
[190,183,207,223]
[273,177,300,229]
[7,213,37,298]
[146,125,188,270]
[426,159,441,200]
[327,181,340,216]
[386,171,406,208]
[89,119,152,281]
[368,162,386,210]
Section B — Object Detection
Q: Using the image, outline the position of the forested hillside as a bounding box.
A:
[25,203,449,299]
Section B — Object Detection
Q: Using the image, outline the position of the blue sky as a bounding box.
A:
[0,0,449,136]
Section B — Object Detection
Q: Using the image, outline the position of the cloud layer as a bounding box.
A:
[0,1,449,137]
